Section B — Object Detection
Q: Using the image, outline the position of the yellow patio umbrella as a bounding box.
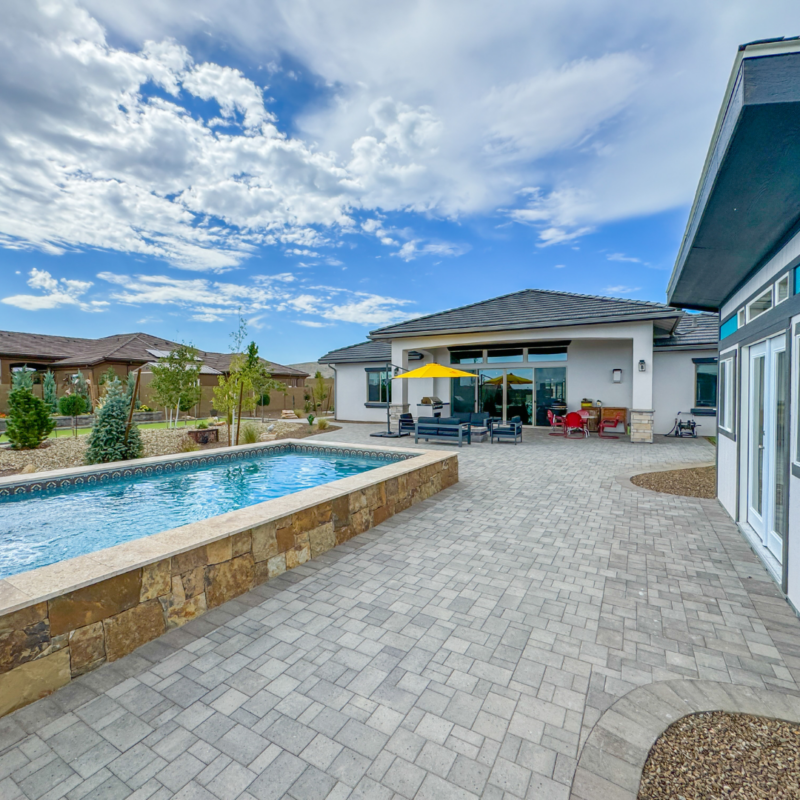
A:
[396,363,475,380]
[485,372,532,385]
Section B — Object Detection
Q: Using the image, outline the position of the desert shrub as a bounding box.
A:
[6,389,55,450]
[196,420,209,429]
[85,382,143,464]
[240,422,259,444]
[138,405,151,412]
[317,417,329,430]
[307,414,315,428]
[179,436,200,453]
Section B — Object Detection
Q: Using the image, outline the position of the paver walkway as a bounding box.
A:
[2,426,799,800]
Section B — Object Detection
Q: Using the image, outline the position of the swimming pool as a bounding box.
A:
[0,446,398,579]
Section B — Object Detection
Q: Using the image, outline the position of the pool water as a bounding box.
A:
[0,451,387,579]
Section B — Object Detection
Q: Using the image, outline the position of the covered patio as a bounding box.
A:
[3,426,799,800]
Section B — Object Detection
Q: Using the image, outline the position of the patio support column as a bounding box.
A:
[389,342,409,423]
[631,325,654,443]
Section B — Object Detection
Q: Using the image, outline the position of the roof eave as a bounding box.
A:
[369,310,682,340]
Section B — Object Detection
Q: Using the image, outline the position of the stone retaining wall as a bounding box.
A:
[0,446,456,716]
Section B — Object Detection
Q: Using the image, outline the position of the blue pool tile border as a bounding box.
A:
[0,442,413,498]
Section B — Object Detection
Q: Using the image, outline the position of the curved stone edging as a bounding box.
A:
[570,679,800,800]
[615,460,716,502]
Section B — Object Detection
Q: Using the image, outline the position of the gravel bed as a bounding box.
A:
[631,465,716,499]
[0,421,337,476]
[638,711,800,800]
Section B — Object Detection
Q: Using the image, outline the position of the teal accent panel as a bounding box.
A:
[796,265,800,295]
[720,315,738,340]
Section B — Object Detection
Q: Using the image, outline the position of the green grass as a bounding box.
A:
[0,419,194,444]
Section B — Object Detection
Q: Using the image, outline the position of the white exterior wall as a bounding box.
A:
[566,340,632,414]
[652,349,718,435]
[330,362,389,423]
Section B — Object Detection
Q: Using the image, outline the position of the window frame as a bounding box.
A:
[776,274,791,305]
[747,287,774,323]
[694,360,718,410]
[718,357,734,432]
[737,308,746,329]
[365,369,392,405]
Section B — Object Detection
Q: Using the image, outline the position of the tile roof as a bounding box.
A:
[654,312,719,349]
[319,340,392,364]
[370,288,682,338]
[0,329,308,376]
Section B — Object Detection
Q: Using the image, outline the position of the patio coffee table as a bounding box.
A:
[470,426,489,442]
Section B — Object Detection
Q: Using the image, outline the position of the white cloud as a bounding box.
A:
[607,252,642,264]
[295,320,331,328]
[90,269,413,327]
[2,0,798,266]
[604,285,641,295]
[1,268,106,312]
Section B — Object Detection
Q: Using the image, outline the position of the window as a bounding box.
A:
[737,308,746,329]
[747,287,773,322]
[450,350,483,364]
[366,370,391,403]
[486,348,523,363]
[527,345,568,362]
[719,357,734,431]
[695,362,718,409]
[776,274,791,305]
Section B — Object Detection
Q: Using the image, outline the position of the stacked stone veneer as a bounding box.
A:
[630,409,654,443]
[0,454,457,717]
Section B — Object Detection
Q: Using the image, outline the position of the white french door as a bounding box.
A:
[747,335,787,561]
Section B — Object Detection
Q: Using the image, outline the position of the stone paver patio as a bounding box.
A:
[2,425,799,800]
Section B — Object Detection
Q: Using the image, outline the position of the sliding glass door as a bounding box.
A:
[534,367,567,426]
[506,370,533,424]
[478,370,504,417]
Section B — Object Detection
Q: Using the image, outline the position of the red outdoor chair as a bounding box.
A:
[547,409,566,436]
[598,413,625,439]
[564,411,589,438]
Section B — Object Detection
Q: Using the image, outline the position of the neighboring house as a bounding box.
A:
[0,330,308,414]
[289,362,335,380]
[668,37,800,610]
[320,289,719,439]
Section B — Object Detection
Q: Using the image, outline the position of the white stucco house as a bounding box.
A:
[320,288,719,442]
[668,37,800,610]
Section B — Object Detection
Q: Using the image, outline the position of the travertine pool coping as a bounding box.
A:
[0,439,451,617]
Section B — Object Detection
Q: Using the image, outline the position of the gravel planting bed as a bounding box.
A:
[0,421,338,476]
[638,711,800,800]
[631,465,716,499]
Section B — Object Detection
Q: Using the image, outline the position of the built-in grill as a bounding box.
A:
[417,396,449,418]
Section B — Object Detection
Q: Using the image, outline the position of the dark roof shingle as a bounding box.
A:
[654,313,719,349]
[319,340,391,365]
[369,288,682,338]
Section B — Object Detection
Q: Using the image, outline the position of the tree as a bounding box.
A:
[149,344,202,427]
[311,371,328,412]
[43,371,58,413]
[11,366,35,391]
[72,370,92,411]
[85,379,143,464]
[59,394,90,436]
[6,389,55,450]
[126,370,140,410]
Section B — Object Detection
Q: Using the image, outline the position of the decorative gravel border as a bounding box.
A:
[569,680,800,800]
[0,441,412,498]
[615,460,716,501]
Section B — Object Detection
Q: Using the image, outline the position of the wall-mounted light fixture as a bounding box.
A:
[638,359,647,372]
[612,369,622,383]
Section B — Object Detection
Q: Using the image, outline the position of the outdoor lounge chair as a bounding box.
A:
[490,415,522,444]
[415,416,471,446]
[564,411,589,438]
[398,413,415,436]
[547,409,565,435]
[598,411,625,439]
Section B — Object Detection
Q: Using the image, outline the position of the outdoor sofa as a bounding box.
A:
[415,416,472,446]
[452,411,496,429]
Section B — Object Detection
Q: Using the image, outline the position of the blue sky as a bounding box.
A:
[1,2,798,364]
